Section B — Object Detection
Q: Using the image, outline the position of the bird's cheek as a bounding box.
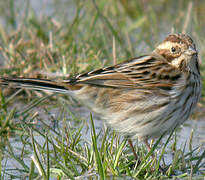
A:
[170,58,181,68]
[170,55,186,69]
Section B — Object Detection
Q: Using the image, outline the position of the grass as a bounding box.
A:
[0,95,204,179]
[0,0,205,179]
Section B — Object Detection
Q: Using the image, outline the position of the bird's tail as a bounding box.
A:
[0,77,82,93]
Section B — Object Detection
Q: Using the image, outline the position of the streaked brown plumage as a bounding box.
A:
[0,34,201,143]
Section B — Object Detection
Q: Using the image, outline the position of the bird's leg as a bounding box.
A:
[128,139,166,173]
[128,139,141,165]
[144,139,166,173]
[144,139,155,159]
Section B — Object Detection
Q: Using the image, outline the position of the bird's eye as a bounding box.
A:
[171,47,176,53]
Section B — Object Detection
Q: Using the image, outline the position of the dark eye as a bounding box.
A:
[171,47,176,53]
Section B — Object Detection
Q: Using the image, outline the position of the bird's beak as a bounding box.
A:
[186,46,197,56]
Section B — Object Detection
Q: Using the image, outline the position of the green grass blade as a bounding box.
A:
[90,113,105,180]
[31,131,46,178]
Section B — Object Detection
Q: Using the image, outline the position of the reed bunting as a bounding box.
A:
[0,34,201,162]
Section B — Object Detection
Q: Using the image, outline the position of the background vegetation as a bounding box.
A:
[0,0,204,179]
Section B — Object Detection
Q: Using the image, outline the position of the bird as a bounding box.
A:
[0,33,201,164]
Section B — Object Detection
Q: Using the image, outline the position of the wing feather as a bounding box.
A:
[68,53,182,90]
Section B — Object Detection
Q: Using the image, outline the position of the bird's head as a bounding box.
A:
[154,34,199,74]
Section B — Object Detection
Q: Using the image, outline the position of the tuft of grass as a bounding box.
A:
[0,92,205,179]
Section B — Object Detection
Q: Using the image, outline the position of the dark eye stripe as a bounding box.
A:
[171,46,181,54]
[158,49,175,61]
[158,49,181,62]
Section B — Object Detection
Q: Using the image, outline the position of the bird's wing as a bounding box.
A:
[67,53,182,91]
[0,54,183,93]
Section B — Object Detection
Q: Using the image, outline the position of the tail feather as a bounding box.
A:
[0,77,82,93]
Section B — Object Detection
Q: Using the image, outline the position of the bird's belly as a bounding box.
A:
[74,81,201,141]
